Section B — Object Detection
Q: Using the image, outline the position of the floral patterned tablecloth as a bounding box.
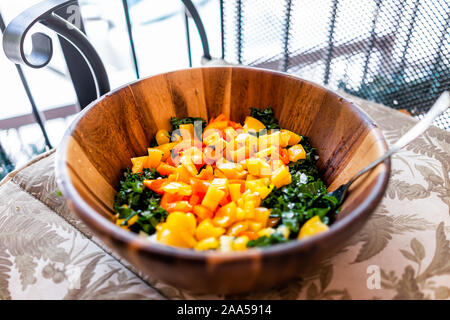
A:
[1,95,449,300]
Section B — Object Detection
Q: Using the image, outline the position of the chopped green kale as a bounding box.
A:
[250,107,281,130]
[170,116,207,139]
[247,231,287,248]
[114,168,168,235]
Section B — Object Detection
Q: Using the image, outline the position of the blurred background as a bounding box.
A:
[0,0,448,179]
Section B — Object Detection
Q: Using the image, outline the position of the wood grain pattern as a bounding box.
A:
[56,66,390,294]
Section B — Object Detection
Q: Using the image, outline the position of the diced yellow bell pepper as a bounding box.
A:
[195,237,220,251]
[253,207,270,225]
[244,116,266,132]
[298,215,329,239]
[229,146,247,163]
[216,162,245,179]
[271,159,284,170]
[255,146,278,159]
[226,221,249,237]
[245,179,273,199]
[246,174,258,181]
[180,155,198,175]
[281,129,302,146]
[166,211,197,234]
[288,144,306,162]
[157,227,192,248]
[211,178,228,190]
[258,131,283,149]
[236,207,246,221]
[279,130,291,148]
[156,129,171,145]
[213,201,237,227]
[155,142,178,161]
[183,147,203,165]
[202,186,225,212]
[232,236,249,251]
[271,165,292,188]
[203,131,223,146]
[173,165,193,183]
[131,156,148,173]
[147,148,164,168]
[162,182,192,196]
[243,192,261,219]
[258,227,275,237]
[179,123,195,140]
[237,197,245,209]
[157,212,198,248]
[228,184,242,202]
[195,219,225,240]
[246,158,272,177]
[258,184,274,199]
[248,221,263,232]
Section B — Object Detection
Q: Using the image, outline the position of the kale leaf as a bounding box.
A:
[247,231,287,248]
[170,116,207,139]
[250,107,281,130]
[114,168,168,235]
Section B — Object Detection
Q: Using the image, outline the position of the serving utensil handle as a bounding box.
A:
[350,91,450,184]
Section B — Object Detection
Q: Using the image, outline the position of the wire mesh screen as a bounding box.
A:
[220,0,450,130]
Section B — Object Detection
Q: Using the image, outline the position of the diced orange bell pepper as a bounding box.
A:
[189,194,202,206]
[193,205,214,220]
[228,121,243,130]
[162,182,192,196]
[191,179,211,194]
[279,148,290,164]
[143,178,167,194]
[196,165,214,180]
[205,120,228,131]
[213,169,227,178]
[160,193,184,210]
[165,152,177,166]
[239,231,259,240]
[219,194,231,206]
[156,162,176,176]
[155,142,178,161]
[211,114,227,122]
[165,201,193,213]
[131,156,148,173]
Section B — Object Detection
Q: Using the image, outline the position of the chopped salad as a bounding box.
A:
[114,107,339,251]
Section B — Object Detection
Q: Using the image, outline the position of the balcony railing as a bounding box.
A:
[1,0,449,180]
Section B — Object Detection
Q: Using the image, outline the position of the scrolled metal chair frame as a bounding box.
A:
[2,0,211,99]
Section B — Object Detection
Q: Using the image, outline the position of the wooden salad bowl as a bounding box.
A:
[56,66,390,294]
